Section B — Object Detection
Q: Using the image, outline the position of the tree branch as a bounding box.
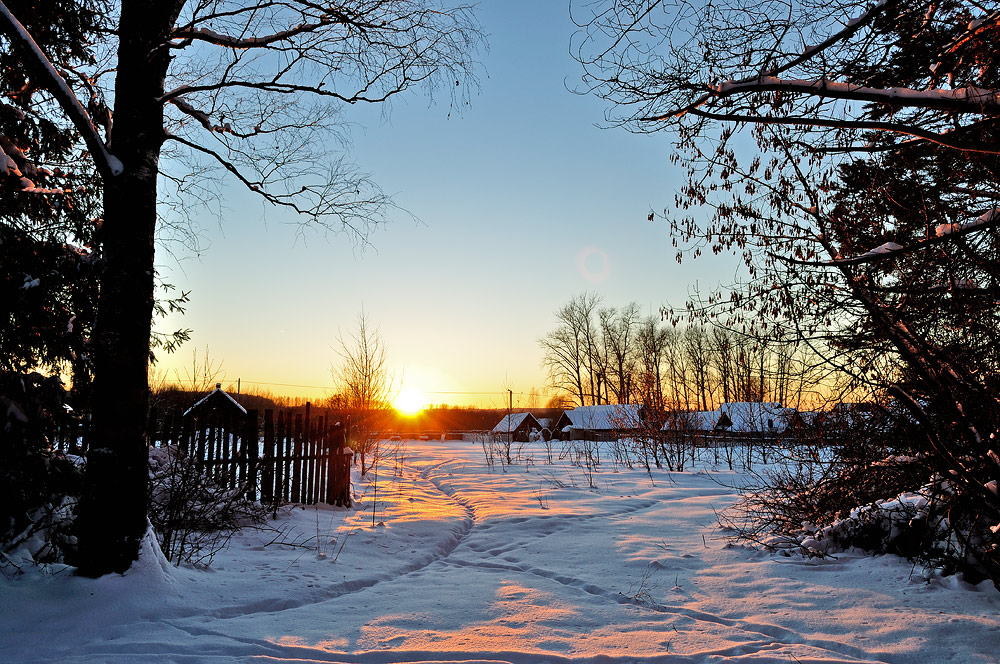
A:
[682,107,1000,154]
[171,17,333,49]
[0,1,122,180]
[775,209,1000,266]
[645,77,1000,124]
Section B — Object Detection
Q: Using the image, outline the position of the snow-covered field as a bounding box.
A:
[3,438,998,663]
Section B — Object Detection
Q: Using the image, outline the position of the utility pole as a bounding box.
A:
[508,388,513,446]
[505,388,513,464]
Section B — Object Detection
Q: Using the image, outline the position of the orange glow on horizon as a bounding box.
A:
[393,389,426,416]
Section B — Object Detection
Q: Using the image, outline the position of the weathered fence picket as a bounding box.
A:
[53,406,352,508]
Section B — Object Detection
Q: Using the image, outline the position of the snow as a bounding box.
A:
[3,438,998,663]
[0,1,122,179]
[183,384,248,416]
[936,208,999,237]
[561,404,644,430]
[676,402,791,432]
[869,241,903,255]
[490,412,538,435]
[714,76,1000,110]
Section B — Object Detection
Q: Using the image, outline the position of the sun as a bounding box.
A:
[394,389,425,416]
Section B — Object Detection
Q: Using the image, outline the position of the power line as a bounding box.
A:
[166,377,534,396]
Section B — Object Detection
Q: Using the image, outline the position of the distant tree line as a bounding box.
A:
[540,292,828,413]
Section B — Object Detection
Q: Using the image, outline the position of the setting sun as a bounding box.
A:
[394,389,425,416]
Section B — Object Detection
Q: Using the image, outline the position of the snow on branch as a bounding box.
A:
[784,209,1000,266]
[633,0,999,125]
[686,108,1000,154]
[171,18,333,49]
[650,77,1000,123]
[713,78,1000,113]
[764,0,895,81]
[0,1,122,180]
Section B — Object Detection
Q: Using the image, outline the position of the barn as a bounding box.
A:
[491,411,543,442]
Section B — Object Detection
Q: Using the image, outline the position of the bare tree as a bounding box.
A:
[599,302,641,404]
[635,314,670,412]
[540,292,603,406]
[332,310,397,474]
[682,325,715,410]
[0,0,482,574]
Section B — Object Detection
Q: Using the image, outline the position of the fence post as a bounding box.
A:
[291,413,303,503]
[326,423,352,507]
[303,403,313,504]
[218,412,231,488]
[243,410,258,501]
[261,409,275,504]
[195,416,207,472]
[316,414,327,503]
[276,410,287,503]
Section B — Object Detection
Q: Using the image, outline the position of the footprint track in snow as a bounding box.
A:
[166,459,479,622]
[426,467,887,664]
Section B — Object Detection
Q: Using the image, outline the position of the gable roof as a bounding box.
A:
[717,402,791,432]
[183,384,248,417]
[667,403,793,432]
[491,411,541,434]
[560,404,644,430]
[662,409,719,431]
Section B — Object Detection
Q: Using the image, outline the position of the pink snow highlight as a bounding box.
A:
[2,438,998,663]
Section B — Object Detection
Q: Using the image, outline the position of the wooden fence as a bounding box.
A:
[54,405,353,508]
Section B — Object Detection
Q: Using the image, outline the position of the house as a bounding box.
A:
[662,409,718,432]
[491,411,542,442]
[717,402,792,433]
[183,383,248,419]
[670,402,793,435]
[553,404,646,440]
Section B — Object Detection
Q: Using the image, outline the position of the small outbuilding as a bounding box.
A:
[183,383,248,419]
[491,411,543,442]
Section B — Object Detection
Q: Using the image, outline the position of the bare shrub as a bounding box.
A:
[148,446,269,566]
[476,432,495,468]
[720,439,1000,584]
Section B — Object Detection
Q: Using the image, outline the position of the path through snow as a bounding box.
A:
[3,439,998,663]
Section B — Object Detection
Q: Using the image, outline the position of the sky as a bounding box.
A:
[153,1,739,409]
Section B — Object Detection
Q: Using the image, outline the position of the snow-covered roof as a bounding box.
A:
[669,403,793,432]
[717,402,791,432]
[662,410,718,431]
[490,412,540,434]
[183,384,247,417]
[562,404,643,430]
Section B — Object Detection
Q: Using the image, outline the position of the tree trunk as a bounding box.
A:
[76,0,180,576]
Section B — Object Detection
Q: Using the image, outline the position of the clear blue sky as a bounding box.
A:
[153,1,738,408]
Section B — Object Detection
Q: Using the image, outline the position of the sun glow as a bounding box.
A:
[394,389,425,416]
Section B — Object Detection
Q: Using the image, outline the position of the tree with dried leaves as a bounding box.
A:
[575,0,1000,586]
